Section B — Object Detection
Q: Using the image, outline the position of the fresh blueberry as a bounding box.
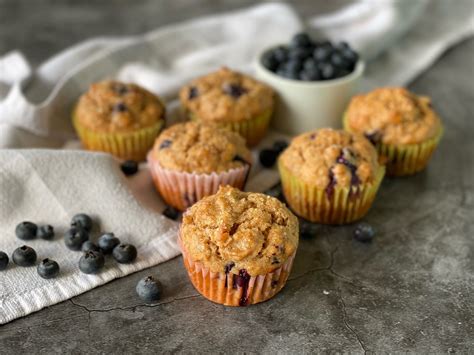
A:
[188,86,198,100]
[12,245,37,267]
[330,52,350,70]
[272,46,288,63]
[121,160,139,176]
[0,251,9,271]
[136,276,162,302]
[37,225,54,240]
[290,32,313,48]
[303,58,318,71]
[353,222,375,243]
[113,244,137,264]
[222,83,247,98]
[299,68,320,81]
[71,213,93,232]
[113,102,127,112]
[98,233,120,254]
[335,41,350,50]
[261,51,278,71]
[159,139,172,150]
[288,47,311,61]
[299,219,318,239]
[81,241,100,253]
[15,221,38,240]
[64,227,89,251]
[320,63,336,80]
[259,149,278,168]
[283,60,302,75]
[163,206,180,220]
[79,250,105,274]
[313,46,331,62]
[272,140,288,154]
[342,48,359,65]
[37,258,60,279]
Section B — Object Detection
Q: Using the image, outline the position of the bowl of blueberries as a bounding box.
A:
[255,32,364,135]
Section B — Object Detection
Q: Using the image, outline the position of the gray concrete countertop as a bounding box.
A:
[0,1,473,353]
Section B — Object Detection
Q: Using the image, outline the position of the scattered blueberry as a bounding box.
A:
[37,258,60,279]
[81,241,101,253]
[79,250,105,274]
[121,160,139,176]
[353,222,375,243]
[71,213,93,232]
[259,149,278,168]
[222,83,247,98]
[15,221,38,240]
[37,225,54,240]
[300,219,318,239]
[136,276,162,302]
[188,86,198,100]
[0,251,9,271]
[163,206,180,220]
[64,227,89,251]
[98,233,120,254]
[113,102,127,112]
[113,244,137,263]
[159,139,172,150]
[12,245,37,267]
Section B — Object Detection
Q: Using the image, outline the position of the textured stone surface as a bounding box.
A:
[0,1,473,353]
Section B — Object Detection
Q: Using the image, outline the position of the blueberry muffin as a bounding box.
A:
[147,121,252,211]
[73,80,165,161]
[278,128,385,224]
[344,87,443,176]
[179,186,299,306]
[179,67,274,146]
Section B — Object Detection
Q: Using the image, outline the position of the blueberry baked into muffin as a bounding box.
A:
[344,87,443,176]
[73,80,165,161]
[147,121,252,211]
[179,67,274,146]
[179,186,299,306]
[278,128,385,224]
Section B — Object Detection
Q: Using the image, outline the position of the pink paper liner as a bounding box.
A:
[178,234,296,307]
[147,153,250,211]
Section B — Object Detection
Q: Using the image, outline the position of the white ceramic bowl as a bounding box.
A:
[255,49,365,135]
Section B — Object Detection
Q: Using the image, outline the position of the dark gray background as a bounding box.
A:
[0,1,473,353]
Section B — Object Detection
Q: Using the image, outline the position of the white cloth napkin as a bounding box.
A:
[0,1,473,324]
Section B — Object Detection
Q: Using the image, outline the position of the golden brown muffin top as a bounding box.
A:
[74,80,165,133]
[180,186,299,275]
[345,87,442,145]
[279,128,380,190]
[150,121,252,174]
[179,67,274,122]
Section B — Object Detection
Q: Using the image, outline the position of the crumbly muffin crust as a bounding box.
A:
[345,87,442,145]
[279,128,380,189]
[180,186,299,275]
[150,121,252,174]
[74,80,165,133]
[179,67,274,122]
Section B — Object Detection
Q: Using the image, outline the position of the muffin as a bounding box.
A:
[179,67,274,146]
[148,121,252,211]
[278,128,385,224]
[73,80,165,161]
[179,186,299,306]
[344,87,443,176]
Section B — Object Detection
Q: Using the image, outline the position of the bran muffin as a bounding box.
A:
[179,186,299,306]
[73,80,165,161]
[179,67,274,146]
[148,121,252,211]
[278,128,385,224]
[344,87,443,176]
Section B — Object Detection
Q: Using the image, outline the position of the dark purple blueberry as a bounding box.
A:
[313,46,331,62]
[325,169,337,199]
[112,83,129,95]
[79,250,105,274]
[353,222,375,243]
[136,276,162,302]
[342,48,359,65]
[71,213,93,232]
[64,227,89,251]
[273,46,288,63]
[37,225,54,240]
[113,244,137,264]
[159,139,172,150]
[15,221,37,240]
[330,52,351,70]
[271,280,278,288]
[259,149,278,168]
[303,58,318,71]
[290,32,313,48]
[163,206,180,220]
[284,59,302,73]
[12,245,37,267]
[0,251,9,271]
[188,86,198,100]
[222,83,247,98]
[113,102,127,112]
[364,131,381,145]
[37,258,60,279]
[81,241,100,253]
[121,160,139,176]
[320,63,336,80]
[98,233,120,254]
[299,68,320,81]
[288,47,312,61]
[336,41,350,50]
[299,219,317,239]
[272,140,289,154]
[336,150,360,186]
[261,51,279,72]
[232,269,251,306]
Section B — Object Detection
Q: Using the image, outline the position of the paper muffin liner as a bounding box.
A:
[73,114,163,161]
[178,234,295,306]
[343,115,443,176]
[189,110,272,147]
[147,154,251,211]
[278,160,385,224]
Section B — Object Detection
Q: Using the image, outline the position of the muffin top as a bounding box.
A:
[279,128,380,191]
[345,87,442,145]
[179,67,274,122]
[180,186,299,276]
[150,121,252,174]
[74,80,165,133]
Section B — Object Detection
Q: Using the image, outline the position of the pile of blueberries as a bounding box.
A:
[261,32,359,81]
